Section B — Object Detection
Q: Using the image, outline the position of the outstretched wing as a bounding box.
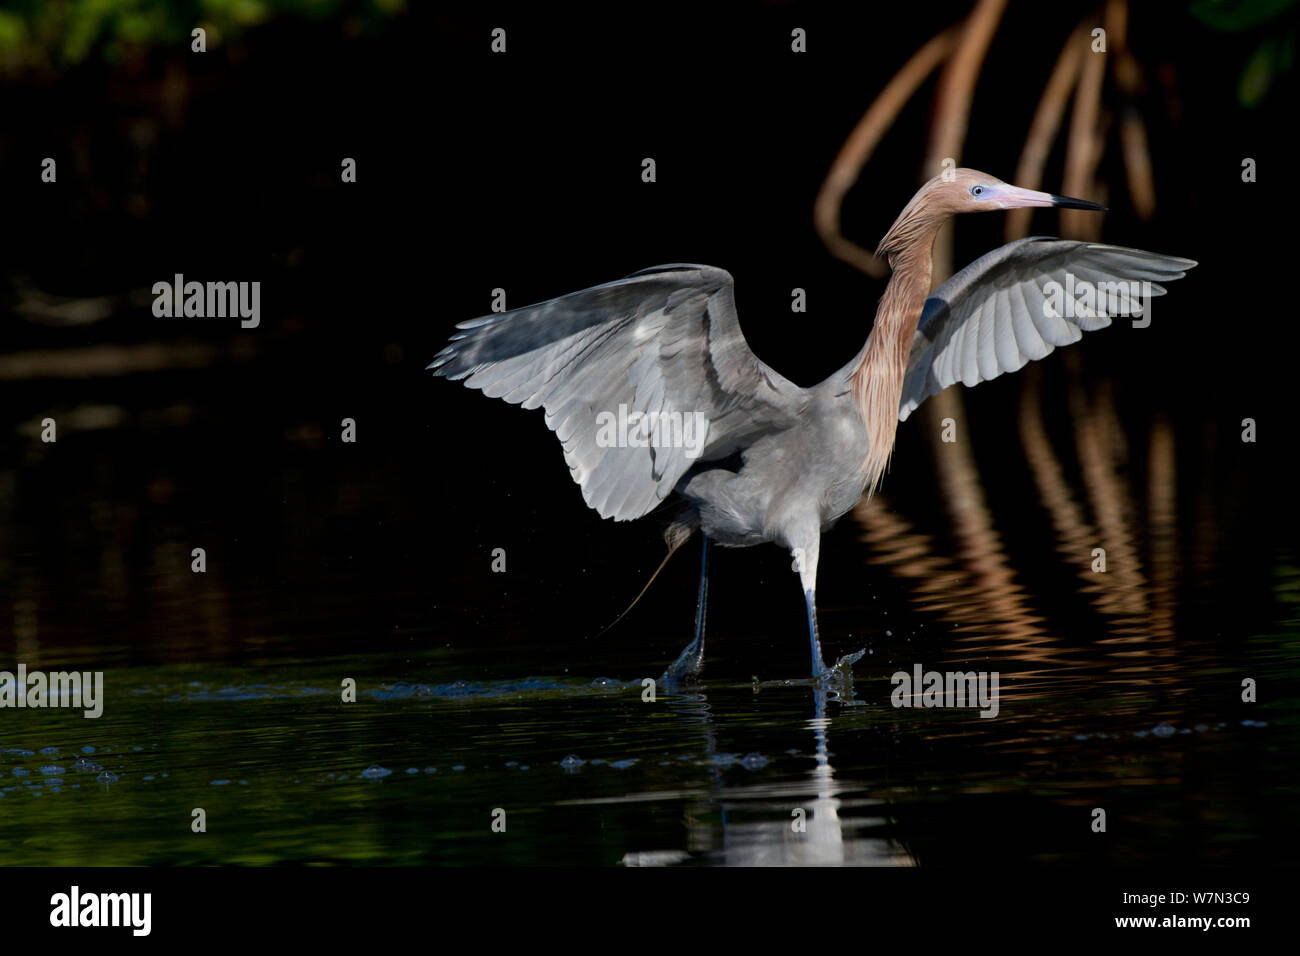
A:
[430,264,804,520]
[899,238,1197,421]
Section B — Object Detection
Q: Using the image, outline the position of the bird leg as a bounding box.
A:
[661,536,709,686]
[795,537,829,677]
[797,536,866,681]
[803,587,829,678]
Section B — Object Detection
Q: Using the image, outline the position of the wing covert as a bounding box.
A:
[899,238,1196,421]
[430,265,804,520]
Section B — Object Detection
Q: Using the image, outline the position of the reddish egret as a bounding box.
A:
[430,168,1194,682]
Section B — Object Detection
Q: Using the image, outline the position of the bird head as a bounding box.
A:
[876,168,1105,260]
[940,168,1107,213]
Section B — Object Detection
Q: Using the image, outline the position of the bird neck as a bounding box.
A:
[851,240,934,491]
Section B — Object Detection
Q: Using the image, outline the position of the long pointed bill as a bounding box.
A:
[993,184,1107,211]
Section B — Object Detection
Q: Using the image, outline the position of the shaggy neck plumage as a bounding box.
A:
[851,219,938,492]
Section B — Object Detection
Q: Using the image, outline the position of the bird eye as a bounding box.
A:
[970,185,984,197]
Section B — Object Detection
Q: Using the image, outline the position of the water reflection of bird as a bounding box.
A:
[430,168,1195,682]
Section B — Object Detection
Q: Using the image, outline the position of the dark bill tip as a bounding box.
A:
[1050,194,1108,212]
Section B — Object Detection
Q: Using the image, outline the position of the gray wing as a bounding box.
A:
[899,238,1197,421]
[430,264,805,520]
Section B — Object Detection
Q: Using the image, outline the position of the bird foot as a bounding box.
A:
[660,644,705,689]
[832,647,867,671]
[659,665,702,690]
[814,647,867,684]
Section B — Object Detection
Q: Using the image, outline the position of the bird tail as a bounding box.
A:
[593,512,698,638]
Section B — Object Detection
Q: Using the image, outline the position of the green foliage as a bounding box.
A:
[0,0,405,72]
[1190,0,1298,106]
[1238,31,1296,105]
[1189,0,1298,31]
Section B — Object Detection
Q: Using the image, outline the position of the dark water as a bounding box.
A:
[3,357,1297,866]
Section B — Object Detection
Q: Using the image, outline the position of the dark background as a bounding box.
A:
[3,0,1296,676]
